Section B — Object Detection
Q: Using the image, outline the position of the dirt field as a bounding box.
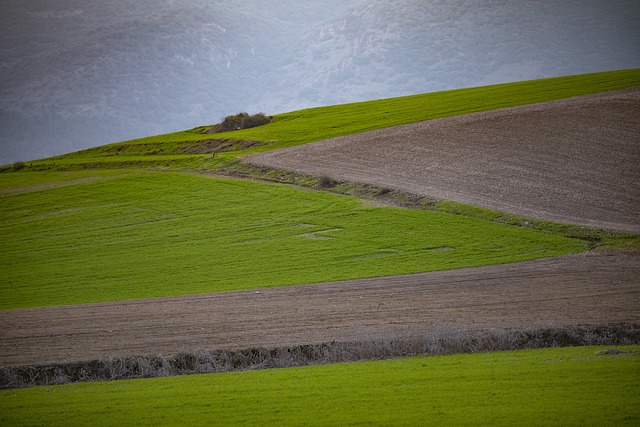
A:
[1,251,638,367]
[248,88,640,233]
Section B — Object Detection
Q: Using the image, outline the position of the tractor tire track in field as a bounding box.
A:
[1,251,638,367]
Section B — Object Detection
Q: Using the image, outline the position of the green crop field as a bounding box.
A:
[0,170,584,309]
[1,346,638,426]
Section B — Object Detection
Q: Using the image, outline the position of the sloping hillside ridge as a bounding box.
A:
[248,87,640,232]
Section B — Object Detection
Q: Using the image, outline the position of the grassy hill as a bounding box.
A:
[2,69,639,310]
[15,68,640,170]
[1,170,585,310]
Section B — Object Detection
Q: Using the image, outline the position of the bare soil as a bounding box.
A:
[248,88,640,232]
[1,251,638,367]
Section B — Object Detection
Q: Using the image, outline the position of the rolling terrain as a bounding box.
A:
[249,87,640,232]
[1,74,639,371]
[1,70,639,425]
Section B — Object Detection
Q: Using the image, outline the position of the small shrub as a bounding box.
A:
[205,112,272,134]
[12,161,25,172]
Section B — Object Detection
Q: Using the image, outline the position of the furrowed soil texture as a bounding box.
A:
[248,88,640,232]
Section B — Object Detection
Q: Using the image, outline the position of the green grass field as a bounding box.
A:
[0,170,584,309]
[1,346,638,426]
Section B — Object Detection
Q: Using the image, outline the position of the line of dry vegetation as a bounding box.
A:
[2,324,638,389]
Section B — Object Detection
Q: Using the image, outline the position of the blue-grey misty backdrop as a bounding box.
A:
[1,0,639,164]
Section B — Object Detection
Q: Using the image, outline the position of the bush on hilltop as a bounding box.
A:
[204,112,272,134]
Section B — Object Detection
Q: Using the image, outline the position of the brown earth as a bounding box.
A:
[248,88,640,233]
[1,251,638,367]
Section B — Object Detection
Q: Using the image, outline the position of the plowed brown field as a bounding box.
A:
[2,89,639,368]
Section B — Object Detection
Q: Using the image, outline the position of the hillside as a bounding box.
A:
[17,68,640,171]
[1,72,639,376]
[249,87,640,232]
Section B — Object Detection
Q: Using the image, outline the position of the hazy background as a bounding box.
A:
[1,0,639,164]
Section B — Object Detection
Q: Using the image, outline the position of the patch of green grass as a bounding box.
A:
[24,68,640,170]
[1,346,638,426]
[0,170,129,194]
[0,171,584,309]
